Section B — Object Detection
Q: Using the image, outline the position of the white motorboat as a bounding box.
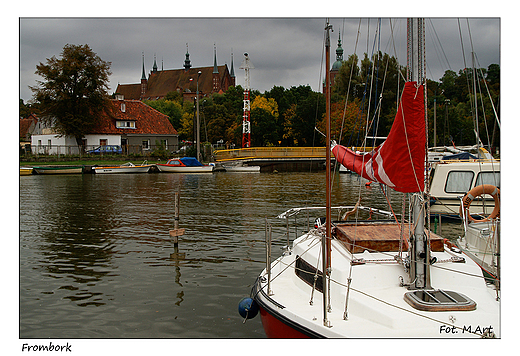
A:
[93,161,152,174]
[222,162,260,172]
[156,157,214,173]
[429,160,500,219]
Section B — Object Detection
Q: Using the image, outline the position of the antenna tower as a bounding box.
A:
[239,53,254,148]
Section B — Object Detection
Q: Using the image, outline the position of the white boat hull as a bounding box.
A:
[93,165,152,174]
[254,229,500,338]
[156,165,214,173]
[223,165,260,172]
[33,167,83,174]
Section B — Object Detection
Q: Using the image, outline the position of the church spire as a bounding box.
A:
[184,43,192,71]
[230,50,235,77]
[213,45,219,74]
[230,50,236,87]
[212,45,220,92]
[141,52,146,80]
[140,52,147,98]
[152,53,158,73]
[336,31,344,62]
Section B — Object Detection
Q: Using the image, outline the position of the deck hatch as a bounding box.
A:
[404,290,476,311]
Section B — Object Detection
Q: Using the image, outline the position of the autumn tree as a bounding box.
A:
[30,44,112,146]
[251,96,280,146]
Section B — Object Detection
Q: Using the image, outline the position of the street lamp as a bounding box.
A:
[196,70,202,162]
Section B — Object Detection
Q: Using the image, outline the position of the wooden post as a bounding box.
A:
[169,192,186,259]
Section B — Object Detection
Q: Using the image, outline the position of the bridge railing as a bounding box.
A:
[214,146,377,162]
[214,147,327,161]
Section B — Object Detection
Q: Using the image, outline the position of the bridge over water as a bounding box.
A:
[213,147,326,172]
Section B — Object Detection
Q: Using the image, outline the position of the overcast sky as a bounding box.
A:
[19,16,500,102]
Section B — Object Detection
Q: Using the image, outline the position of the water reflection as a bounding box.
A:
[20,172,463,338]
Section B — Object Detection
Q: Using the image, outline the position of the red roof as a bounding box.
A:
[92,99,178,135]
[116,65,233,100]
[20,113,38,139]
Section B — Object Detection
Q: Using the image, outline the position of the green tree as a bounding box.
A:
[144,99,183,131]
[30,44,112,146]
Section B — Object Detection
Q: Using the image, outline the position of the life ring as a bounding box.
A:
[459,184,500,222]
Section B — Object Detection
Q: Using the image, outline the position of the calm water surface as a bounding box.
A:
[19,171,462,339]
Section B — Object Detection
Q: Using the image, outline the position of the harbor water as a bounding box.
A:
[19,171,463,339]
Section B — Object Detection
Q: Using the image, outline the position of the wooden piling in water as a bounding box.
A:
[170,192,185,260]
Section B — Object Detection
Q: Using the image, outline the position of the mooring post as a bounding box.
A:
[170,192,185,259]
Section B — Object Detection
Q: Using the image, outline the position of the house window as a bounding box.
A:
[116,121,135,129]
[100,139,108,146]
[121,103,126,112]
[47,139,52,147]
[159,139,168,150]
[142,140,150,150]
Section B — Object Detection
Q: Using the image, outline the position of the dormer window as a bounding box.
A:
[116,120,136,129]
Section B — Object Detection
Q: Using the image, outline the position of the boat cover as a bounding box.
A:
[179,157,204,166]
[332,81,425,193]
[442,152,477,161]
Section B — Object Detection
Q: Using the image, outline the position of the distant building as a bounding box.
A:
[30,98,179,154]
[20,113,38,142]
[323,32,344,93]
[116,46,236,102]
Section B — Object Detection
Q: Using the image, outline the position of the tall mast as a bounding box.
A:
[323,19,333,328]
[407,18,430,290]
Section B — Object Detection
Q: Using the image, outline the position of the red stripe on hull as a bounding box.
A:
[258,306,310,338]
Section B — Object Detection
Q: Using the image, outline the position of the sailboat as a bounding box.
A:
[240,19,500,338]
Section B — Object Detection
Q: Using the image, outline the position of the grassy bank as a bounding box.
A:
[19,157,165,167]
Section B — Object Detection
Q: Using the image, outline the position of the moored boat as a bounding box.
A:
[93,161,152,174]
[33,166,84,174]
[156,157,214,173]
[222,162,260,172]
[457,185,500,289]
[241,18,500,339]
[429,159,500,219]
[20,167,33,175]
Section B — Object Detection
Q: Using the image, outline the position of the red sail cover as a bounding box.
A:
[333,81,425,193]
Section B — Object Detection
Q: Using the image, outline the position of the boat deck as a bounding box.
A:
[334,221,444,253]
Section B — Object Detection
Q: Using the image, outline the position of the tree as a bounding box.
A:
[30,44,112,146]
[144,99,183,131]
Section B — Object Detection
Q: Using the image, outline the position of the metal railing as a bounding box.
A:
[214,147,327,161]
[19,144,180,159]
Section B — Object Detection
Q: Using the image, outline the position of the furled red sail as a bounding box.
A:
[333,81,425,193]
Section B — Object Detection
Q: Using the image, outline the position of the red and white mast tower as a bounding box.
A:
[239,53,254,148]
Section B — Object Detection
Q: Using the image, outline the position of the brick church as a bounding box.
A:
[116,45,235,102]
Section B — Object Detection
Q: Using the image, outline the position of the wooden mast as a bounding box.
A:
[323,19,332,327]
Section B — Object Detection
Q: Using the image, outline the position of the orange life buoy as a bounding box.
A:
[459,184,500,222]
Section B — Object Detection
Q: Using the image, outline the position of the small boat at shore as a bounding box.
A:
[222,162,260,172]
[93,161,152,174]
[20,167,33,175]
[33,166,84,174]
[156,157,214,173]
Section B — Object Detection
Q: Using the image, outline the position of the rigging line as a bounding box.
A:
[474,55,501,130]
[251,235,321,300]
[467,20,482,156]
[427,19,452,71]
[475,66,493,153]
[338,19,362,146]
